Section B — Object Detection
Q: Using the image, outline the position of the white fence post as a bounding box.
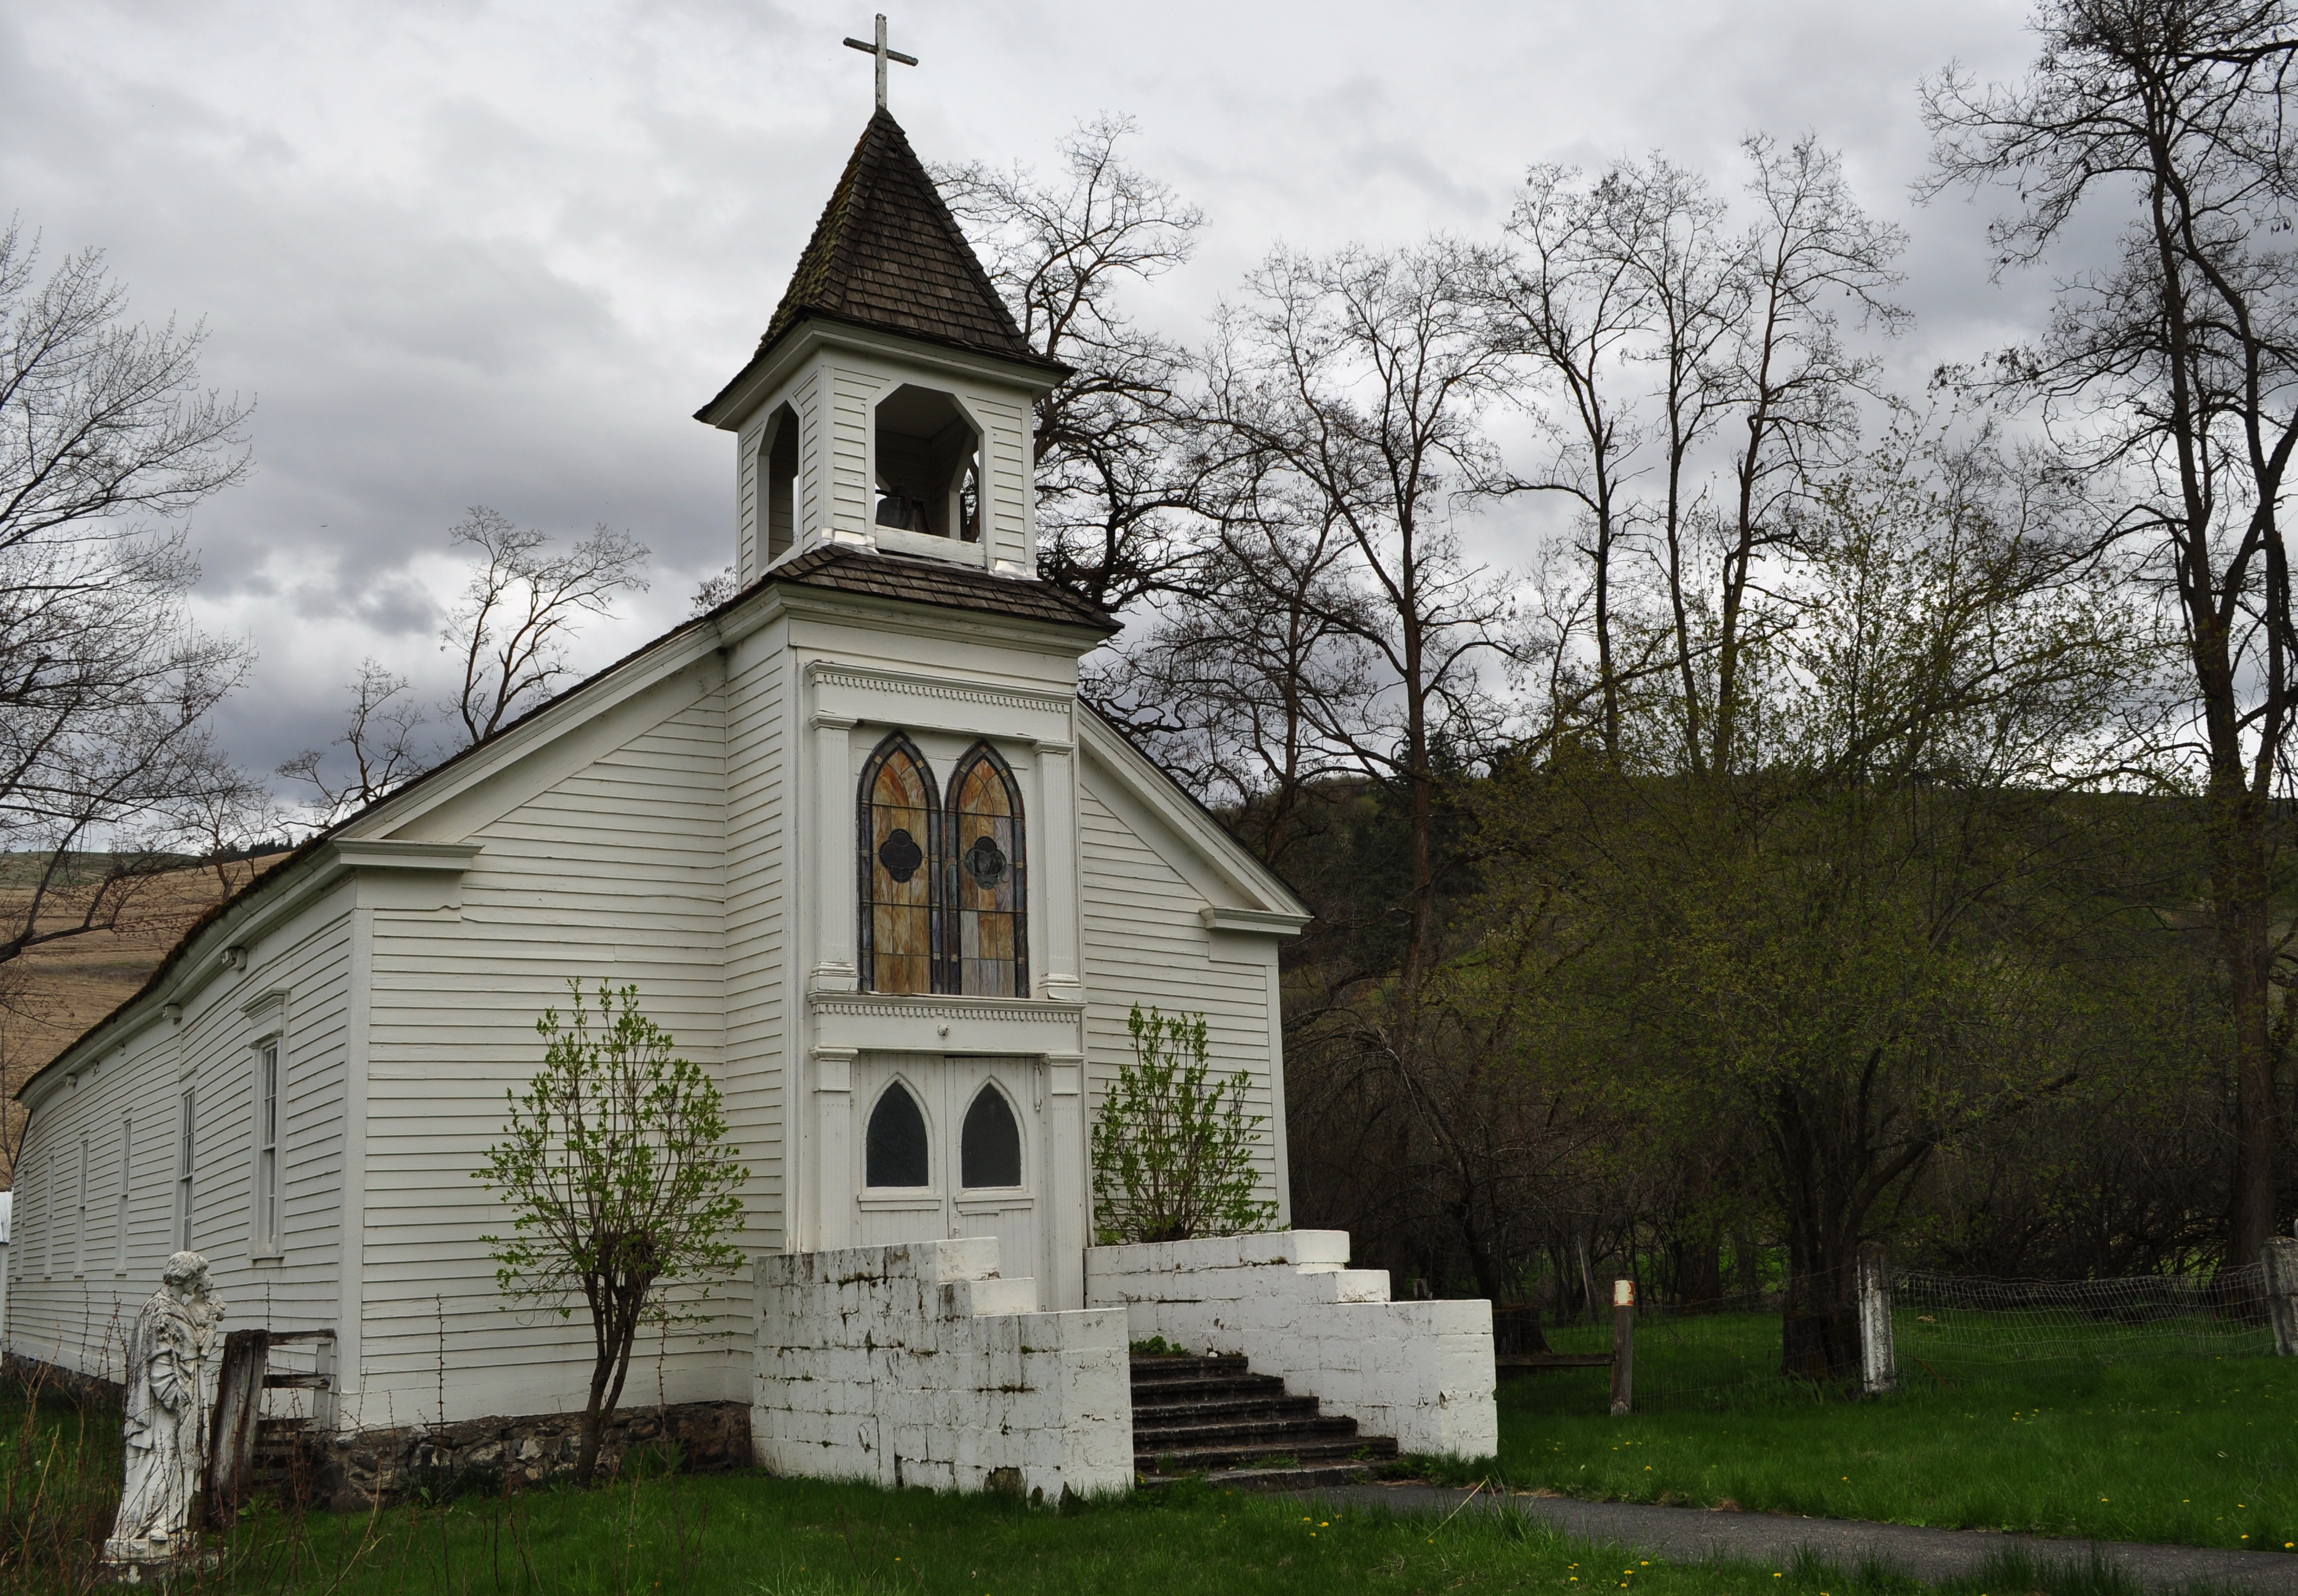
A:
[1857,1242,1896,1395]
[1609,1279,1635,1416]
[2264,1235,2298,1356]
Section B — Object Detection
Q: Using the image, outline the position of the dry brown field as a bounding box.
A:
[0,854,288,1181]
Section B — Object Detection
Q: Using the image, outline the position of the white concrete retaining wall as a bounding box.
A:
[1085,1229,1498,1459]
[755,1239,1133,1499]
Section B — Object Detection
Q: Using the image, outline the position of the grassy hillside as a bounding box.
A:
[0,851,289,1181]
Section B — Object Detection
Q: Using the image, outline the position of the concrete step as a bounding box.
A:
[1129,1373,1291,1405]
[1137,1435,1398,1475]
[1138,1459,1392,1492]
[1128,1350,1401,1483]
[1134,1414,1363,1451]
[1131,1393,1323,1427]
[1128,1354,1248,1382]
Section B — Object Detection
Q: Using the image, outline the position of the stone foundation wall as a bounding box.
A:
[755,1239,1132,1499]
[4,1350,124,1407]
[312,1400,751,1512]
[1086,1229,1499,1458]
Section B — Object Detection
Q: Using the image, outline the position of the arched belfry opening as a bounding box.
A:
[873,384,981,542]
[758,403,799,565]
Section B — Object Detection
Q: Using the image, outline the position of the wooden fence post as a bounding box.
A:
[205,1327,269,1529]
[2264,1235,2298,1356]
[1610,1279,1635,1416]
[1857,1242,1896,1396]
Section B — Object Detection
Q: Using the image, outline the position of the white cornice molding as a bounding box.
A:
[805,659,1073,719]
[239,986,292,1017]
[1202,906,1311,938]
[811,993,1087,1024]
[331,841,483,872]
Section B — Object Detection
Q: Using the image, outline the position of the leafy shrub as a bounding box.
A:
[1091,1006,1277,1244]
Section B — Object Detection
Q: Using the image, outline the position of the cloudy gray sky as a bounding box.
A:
[0,0,2066,783]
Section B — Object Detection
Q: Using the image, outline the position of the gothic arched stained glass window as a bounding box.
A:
[865,1081,930,1188]
[945,742,1027,998]
[858,732,940,994]
[960,1082,1022,1188]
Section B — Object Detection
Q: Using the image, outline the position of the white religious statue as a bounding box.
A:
[105,1251,226,1569]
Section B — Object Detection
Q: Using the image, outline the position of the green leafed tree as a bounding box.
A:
[1091,1005,1278,1244]
[476,982,748,1483]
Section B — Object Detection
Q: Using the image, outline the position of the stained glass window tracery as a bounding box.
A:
[858,732,940,994]
[945,744,1027,998]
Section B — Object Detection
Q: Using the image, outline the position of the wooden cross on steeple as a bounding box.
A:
[842,15,917,112]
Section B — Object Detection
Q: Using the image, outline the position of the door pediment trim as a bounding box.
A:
[812,992,1083,1055]
[806,659,1073,741]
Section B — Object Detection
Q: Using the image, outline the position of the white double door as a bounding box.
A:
[852,1053,1045,1308]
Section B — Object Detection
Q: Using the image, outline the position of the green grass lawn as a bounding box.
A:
[2,1320,2290,1592]
[1482,1315,2295,1551]
[198,1473,2224,1596]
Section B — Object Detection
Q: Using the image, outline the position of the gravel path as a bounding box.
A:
[1284,1483,2297,1594]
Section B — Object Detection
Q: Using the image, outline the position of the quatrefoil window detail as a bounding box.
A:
[878,828,924,883]
[962,833,1007,888]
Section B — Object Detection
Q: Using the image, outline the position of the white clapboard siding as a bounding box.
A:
[737,400,763,583]
[973,386,1031,569]
[1076,781,1283,1213]
[358,693,737,1426]
[723,645,789,1253]
[7,901,353,1380]
[829,366,883,533]
[790,369,823,551]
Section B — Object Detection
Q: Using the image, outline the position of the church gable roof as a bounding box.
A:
[751,110,1056,373]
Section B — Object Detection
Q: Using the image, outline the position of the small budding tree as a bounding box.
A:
[1091,1005,1278,1244]
[476,982,747,1484]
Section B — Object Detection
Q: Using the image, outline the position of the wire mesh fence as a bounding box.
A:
[1493,1260,2275,1414]
[1893,1263,2271,1385]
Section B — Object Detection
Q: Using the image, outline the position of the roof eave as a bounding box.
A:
[695,308,1073,429]
[772,566,1118,646]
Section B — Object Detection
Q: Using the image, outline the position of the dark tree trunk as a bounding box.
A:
[577,1285,650,1484]
[1676,1235,1724,1310]
[1769,1076,1917,1385]
[2206,789,2281,1266]
[1779,1259,1861,1383]
[1453,1190,1550,1353]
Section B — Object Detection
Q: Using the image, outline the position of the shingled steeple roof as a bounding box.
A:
[699,111,1066,421]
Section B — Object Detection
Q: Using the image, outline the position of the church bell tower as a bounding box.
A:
[693,96,1069,588]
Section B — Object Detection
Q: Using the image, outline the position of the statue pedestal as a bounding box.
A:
[96,1536,220,1585]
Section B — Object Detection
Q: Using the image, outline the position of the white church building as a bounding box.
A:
[8,105,1493,1496]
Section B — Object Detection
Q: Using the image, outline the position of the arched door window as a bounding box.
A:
[865,1081,930,1188]
[945,744,1027,997]
[858,733,940,994]
[960,1083,1023,1188]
